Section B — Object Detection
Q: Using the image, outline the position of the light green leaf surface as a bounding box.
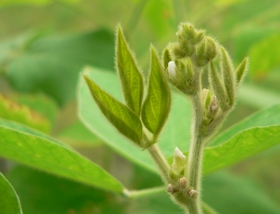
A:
[78,67,192,173]
[116,26,144,116]
[141,47,171,136]
[0,173,22,214]
[83,75,143,145]
[57,120,102,147]
[203,171,280,214]
[185,104,280,174]
[239,84,280,109]
[7,29,115,106]
[0,120,124,193]
[203,125,280,174]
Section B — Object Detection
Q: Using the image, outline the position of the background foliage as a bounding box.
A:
[0,0,280,213]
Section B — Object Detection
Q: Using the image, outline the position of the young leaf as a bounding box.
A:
[78,67,192,173]
[0,173,23,214]
[141,47,171,138]
[208,62,228,110]
[83,75,143,145]
[116,26,144,116]
[0,120,124,193]
[235,57,249,85]
[220,47,236,106]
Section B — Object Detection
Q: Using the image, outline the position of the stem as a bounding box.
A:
[126,186,165,198]
[186,75,204,213]
[147,144,171,183]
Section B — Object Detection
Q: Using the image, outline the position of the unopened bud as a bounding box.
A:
[188,189,198,198]
[179,177,188,188]
[163,48,172,69]
[172,147,186,176]
[167,184,174,193]
[168,61,177,78]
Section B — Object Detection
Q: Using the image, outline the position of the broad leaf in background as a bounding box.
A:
[78,67,191,173]
[0,94,51,133]
[239,84,280,109]
[0,172,22,214]
[7,165,182,214]
[248,34,280,79]
[116,26,144,116]
[203,171,280,213]
[10,93,58,125]
[83,75,143,145]
[57,120,102,147]
[0,120,124,193]
[7,29,114,106]
[141,47,171,138]
[7,166,126,214]
[171,104,280,174]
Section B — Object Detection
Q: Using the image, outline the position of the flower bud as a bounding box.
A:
[188,189,198,198]
[171,147,186,176]
[168,61,177,78]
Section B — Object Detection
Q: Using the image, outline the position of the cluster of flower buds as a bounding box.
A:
[166,147,198,198]
[163,23,218,95]
[163,23,248,137]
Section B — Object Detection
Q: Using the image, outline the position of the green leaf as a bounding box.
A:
[0,120,124,193]
[239,84,280,109]
[141,47,171,137]
[7,29,115,106]
[78,67,192,173]
[10,93,58,125]
[166,104,280,174]
[0,94,51,133]
[7,165,126,214]
[248,34,280,79]
[116,26,144,115]
[57,120,102,147]
[0,173,22,214]
[203,171,280,213]
[203,125,280,175]
[83,74,143,145]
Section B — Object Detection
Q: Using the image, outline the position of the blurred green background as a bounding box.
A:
[0,0,280,213]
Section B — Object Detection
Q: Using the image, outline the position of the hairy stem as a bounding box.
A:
[186,73,204,213]
[148,144,171,183]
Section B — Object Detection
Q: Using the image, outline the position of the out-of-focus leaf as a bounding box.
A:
[141,47,171,138]
[203,125,280,175]
[83,75,143,145]
[116,26,144,116]
[203,171,280,213]
[57,120,102,147]
[233,26,277,62]
[7,29,115,106]
[0,120,125,193]
[248,34,280,79]
[0,172,22,214]
[78,67,192,173]
[10,93,58,125]
[239,84,280,108]
[212,104,280,146]
[7,165,126,214]
[0,94,51,133]
[0,0,80,7]
[167,105,280,174]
